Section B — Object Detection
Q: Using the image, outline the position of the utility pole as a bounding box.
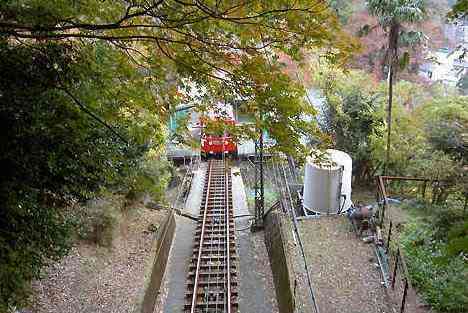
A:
[253,127,265,230]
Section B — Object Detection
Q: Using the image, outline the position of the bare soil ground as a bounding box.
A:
[297,216,395,313]
[29,204,168,313]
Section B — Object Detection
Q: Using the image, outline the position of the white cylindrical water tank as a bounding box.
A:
[303,149,352,214]
[303,159,342,214]
[328,149,352,211]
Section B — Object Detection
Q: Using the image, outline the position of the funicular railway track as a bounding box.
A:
[185,160,238,313]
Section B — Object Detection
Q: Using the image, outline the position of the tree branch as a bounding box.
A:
[58,87,129,145]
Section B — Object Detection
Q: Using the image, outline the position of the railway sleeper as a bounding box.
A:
[195,234,232,238]
[194,234,235,240]
[201,198,230,202]
[199,202,233,207]
[191,255,236,262]
[185,289,238,298]
[197,217,234,222]
[191,262,237,269]
[195,224,234,229]
[197,214,232,219]
[186,279,238,288]
[202,195,231,199]
[199,206,233,211]
[191,257,237,265]
[196,242,236,248]
[189,263,237,270]
[198,210,233,214]
[194,235,235,240]
[188,270,237,277]
[184,300,239,310]
[199,204,233,209]
[197,221,235,224]
[192,247,236,253]
[184,294,239,306]
[195,229,234,235]
[196,238,235,244]
[199,209,233,214]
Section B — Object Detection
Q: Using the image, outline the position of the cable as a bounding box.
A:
[257,26,320,312]
[277,157,320,313]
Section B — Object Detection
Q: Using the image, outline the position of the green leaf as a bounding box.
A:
[399,51,410,70]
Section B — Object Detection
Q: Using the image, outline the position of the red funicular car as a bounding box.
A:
[200,111,238,160]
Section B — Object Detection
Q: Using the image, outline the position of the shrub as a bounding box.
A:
[400,199,465,240]
[124,157,171,203]
[446,221,468,257]
[432,202,465,241]
[400,198,429,212]
[0,191,72,312]
[401,222,468,312]
[74,197,123,247]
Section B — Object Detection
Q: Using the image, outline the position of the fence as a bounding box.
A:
[375,175,437,313]
[376,175,449,224]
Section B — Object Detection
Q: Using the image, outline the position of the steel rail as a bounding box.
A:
[190,161,213,313]
[225,165,232,313]
[186,160,237,313]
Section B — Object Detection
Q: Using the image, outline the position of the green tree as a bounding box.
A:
[0,0,357,154]
[448,0,468,19]
[328,0,358,24]
[369,88,467,201]
[0,1,358,310]
[366,0,426,173]
[417,95,468,202]
[419,95,468,163]
[0,39,166,311]
[314,68,384,182]
[369,81,428,176]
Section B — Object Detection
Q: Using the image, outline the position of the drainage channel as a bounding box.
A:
[185,159,238,313]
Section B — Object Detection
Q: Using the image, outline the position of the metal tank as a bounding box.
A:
[303,149,352,215]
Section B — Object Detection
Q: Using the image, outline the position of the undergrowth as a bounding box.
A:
[74,196,123,247]
[399,199,467,312]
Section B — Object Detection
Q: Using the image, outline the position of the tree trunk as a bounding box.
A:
[385,63,394,175]
[384,22,400,175]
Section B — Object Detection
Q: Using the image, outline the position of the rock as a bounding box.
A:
[147,223,158,233]
[145,201,163,210]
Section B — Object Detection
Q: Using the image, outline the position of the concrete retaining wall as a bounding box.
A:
[264,211,295,313]
[140,211,176,313]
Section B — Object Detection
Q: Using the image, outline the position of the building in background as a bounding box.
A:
[420,18,468,87]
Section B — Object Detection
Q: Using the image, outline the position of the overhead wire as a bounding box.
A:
[256,25,320,313]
